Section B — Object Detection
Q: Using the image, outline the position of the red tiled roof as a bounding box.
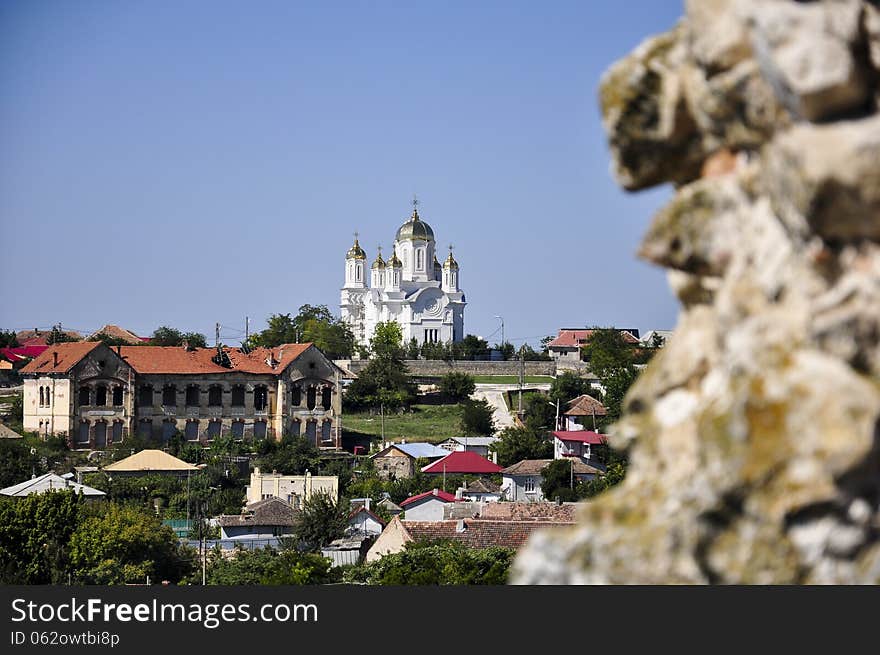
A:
[400,489,457,507]
[21,342,317,376]
[0,345,48,362]
[20,342,102,374]
[119,343,313,375]
[16,329,82,346]
[421,451,504,475]
[348,506,386,526]
[399,518,574,550]
[553,430,607,445]
[564,394,607,417]
[88,324,143,344]
[548,329,640,348]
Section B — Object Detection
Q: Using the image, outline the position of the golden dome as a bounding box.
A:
[372,251,386,269]
[395,207,435,242]
[387,247,402,267]
[346,238,366,260]
[443,248,459,270]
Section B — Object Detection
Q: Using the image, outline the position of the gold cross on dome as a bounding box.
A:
[353,231,359,241]
[412,194,419,210]
[376,245,382,255]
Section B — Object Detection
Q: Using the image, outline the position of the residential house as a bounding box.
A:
[366,512,576,563]
[547,328,640,366]
[437,436,498,459]
[87,325,149,345]
[553,430,606,464]
[346,505,386,537]
[16,328,82,347]
[376,496,403,517]
[399,488,457,521]
[0,472,106,499]
[102,449,199,478]
[562,395,607,432]
[640,330,674,348]
[420,450,504,476]
[246,468,338,507]
[500,458,602,502]
[458,478,502,503]
[216,498,297,540]
[370,441,448,480]
[321,536,373,567]
[19,340,346,448]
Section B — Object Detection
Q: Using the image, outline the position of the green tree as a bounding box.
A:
[205,546,335,585]
[0,329,20,348]
[577,459,627,500]
[459,334,489,360]
[519,343,550,361]
[580,327,635,379]
[343,322,416,411]
[439,372,475,402]
[495,341,515,361]
[69,504,194,584]
[406,337,420,359]
[460,398,495,438]
[0,439,40,488]
[523,394,556,431]
[249,313,297,347]
[347,540,514,585]
[149,326,207,348]
[292,490,349,552]
[540,459,579,502]
[549,371,591,407]
[602,367,639,423]
[297,305,356,358]
[255,435,320,475]
[0,490,83,584]
[46,324,77,345]
[490,426,553,467]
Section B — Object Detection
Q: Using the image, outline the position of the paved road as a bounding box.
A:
[472,385,521,430]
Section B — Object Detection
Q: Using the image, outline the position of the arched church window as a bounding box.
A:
[306,386,316,411]
[80,386,91,406]
[95,386,107,407]
[321,387,331,411]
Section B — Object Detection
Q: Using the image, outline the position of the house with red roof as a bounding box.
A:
[19,340,348,449]
[553,430,607,466]
[547,327,640,366]
[420,450,504,476]
[399,488,458,521]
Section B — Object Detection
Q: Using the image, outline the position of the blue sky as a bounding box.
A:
[0,1,683,349]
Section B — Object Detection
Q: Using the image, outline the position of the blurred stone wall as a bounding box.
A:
[512,0,880,584]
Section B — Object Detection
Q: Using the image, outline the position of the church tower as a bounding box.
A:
[442,246,460,293]
[343,236,366,289]
[393,202,435,283]
[386,247,402,292]
[371,247,386,289]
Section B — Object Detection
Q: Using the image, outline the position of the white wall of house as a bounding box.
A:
[401,497,449,521]
[501,474,544,502]
[461,491,501,503]
[554,437,592,460]
[346,512,384,536]
[23,377,72,436]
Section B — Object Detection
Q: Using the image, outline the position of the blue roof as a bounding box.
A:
[394,443,449,459]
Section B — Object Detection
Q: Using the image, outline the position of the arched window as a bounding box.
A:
[416,248,424,270]
[185,385,200,407]
[162,385,176,406]
[321,387,332,411]
[254,386,268,412]
[80,386,91,406]
[95,386,107,407]
[39,387,44,407]
[321,420,331,442]
[306,386,316,410]
[253,421,267,440]
[291,419,301,437]
[45,387,51,407]
[291,385,302,406]
[138,385,152,406]
[208,385,222,406]
[112,387,123,406]
[305,420,317,440]
[231,385,245,407]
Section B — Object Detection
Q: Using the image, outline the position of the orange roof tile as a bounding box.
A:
[548,329,640,348]
[118,343,313,375]
[88,324,143,344]
[20,342,102,374]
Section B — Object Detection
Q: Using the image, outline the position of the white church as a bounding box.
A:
[340,203,466,350]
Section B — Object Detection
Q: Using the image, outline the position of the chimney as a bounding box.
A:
[432,488,439,496]
[52,352,58,367]
[116,345,122,356]
[455,487,463,500]
[456,519,466,533]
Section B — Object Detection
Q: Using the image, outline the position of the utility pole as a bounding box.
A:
[245,316,249,344]
[518,346,524,419]
[215,323,220,349]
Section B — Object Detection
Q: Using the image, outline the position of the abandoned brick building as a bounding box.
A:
[20,341,345,449]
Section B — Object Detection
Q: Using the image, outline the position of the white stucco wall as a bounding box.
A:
[401,497,448,521]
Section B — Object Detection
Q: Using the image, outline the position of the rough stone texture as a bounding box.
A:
[512,0,880,584]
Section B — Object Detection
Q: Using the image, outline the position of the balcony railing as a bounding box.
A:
[207,406,223,417]
[185,406,200,418]
[230,407,245,417]
[162,406,178,417]
[136,407,153,417]
[254,409,268,418]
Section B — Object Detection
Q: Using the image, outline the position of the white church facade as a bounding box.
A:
[340,204,466,349]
